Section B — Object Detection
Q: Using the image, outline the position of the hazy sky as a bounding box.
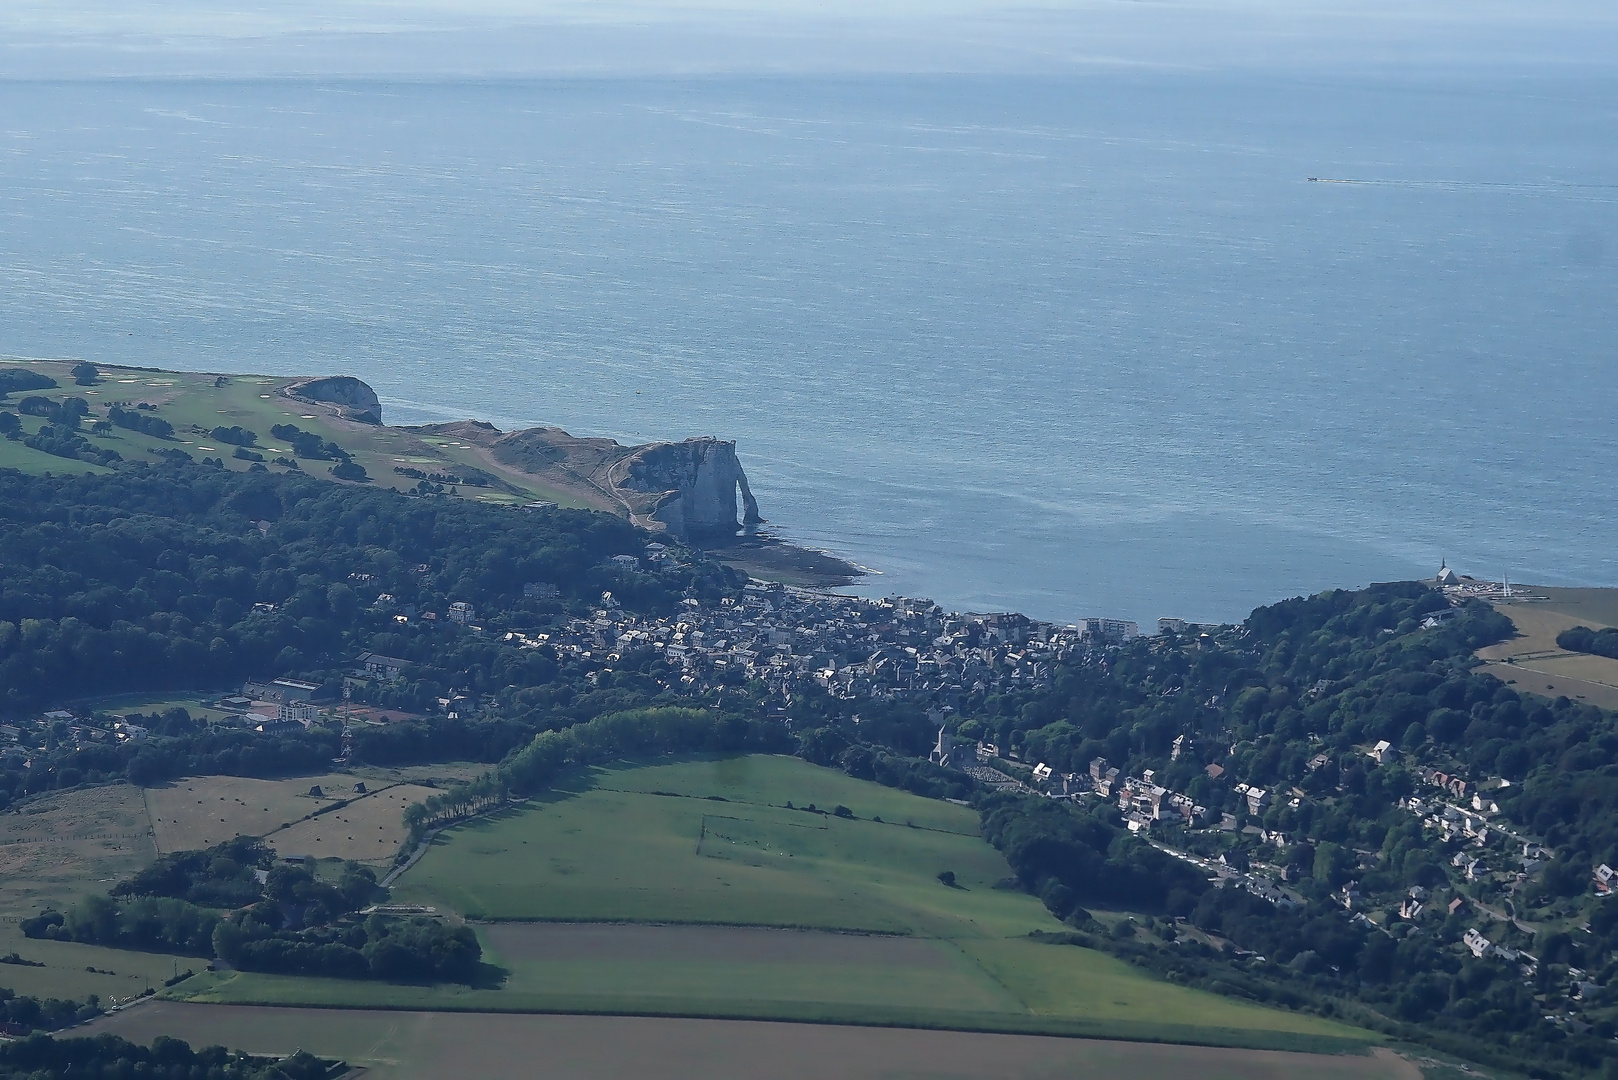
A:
[4,1,1615,77]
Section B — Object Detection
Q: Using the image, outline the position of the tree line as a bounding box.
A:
[1557,625,1618,661]
[0,1033,332,1080]
[0,988,102,1035]
[400,705,792,842]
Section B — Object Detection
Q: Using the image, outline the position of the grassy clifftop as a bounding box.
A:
[0,359,590,508]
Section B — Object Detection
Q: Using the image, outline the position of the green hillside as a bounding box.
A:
[179,756,1370,1050]
[398,755,1030,933]
[0,358,584,506]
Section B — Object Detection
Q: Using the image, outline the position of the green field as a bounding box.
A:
[82,1004,1422,1080]
[72,690,240,724]
[0,431,108,475]
[395,755,1036,935]
[173,756,1369,1049]
[0,783,192,1004]
[0,358,585,506]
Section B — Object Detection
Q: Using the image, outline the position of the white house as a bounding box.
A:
[278,702,319,725]
[1234,783,1270,816]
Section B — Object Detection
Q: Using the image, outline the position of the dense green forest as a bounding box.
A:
[0,462,723,714]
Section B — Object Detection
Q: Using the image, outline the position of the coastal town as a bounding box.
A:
[519,580,1143,706]
[1,567,1609,1033]
[0,573,1148,760]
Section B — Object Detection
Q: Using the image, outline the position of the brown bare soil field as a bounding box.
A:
[270,783,437,861]
[483,923,953,968]
[81,1003,1419,1080]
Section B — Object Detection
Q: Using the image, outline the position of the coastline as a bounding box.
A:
[0,358,866,590]
[694,531,864,589]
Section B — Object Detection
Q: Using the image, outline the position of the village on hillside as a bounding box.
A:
[3,565,1610,1029]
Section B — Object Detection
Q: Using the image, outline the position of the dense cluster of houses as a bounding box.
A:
[500,583,1141,706]
[1398,768,1529,891]
[0,582,1149,765]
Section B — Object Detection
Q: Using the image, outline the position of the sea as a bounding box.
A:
[1,71,1615,627]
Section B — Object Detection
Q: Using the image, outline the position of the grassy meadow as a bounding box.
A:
[1478,588,1618,708]
[146,774,434,863]
[0,770,431,1004]
[73,690,242,725]
[172,755,1370,1049]
[1,755,1372,1051]
[0,783,186,1003]
[0,358,585,507]
[394,755,1037,935]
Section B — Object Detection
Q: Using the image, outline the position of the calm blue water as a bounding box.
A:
[1,74,1615,626]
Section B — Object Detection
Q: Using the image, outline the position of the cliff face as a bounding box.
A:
[619,438,763,540]
[413,420,764,541]
[282,376,383,424]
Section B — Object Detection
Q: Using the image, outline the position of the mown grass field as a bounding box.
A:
[0,431,106,475]
[145,774,434,863]
[82,1003,1422,1080]
[394,756,1036,936]
[146,774,363,854]
[270,782,438,862]
[1478,590,1618,708]
[0,783,185,1003]
[0,786,155,919]
[175,755,1368,1049]
[74,690,241,725]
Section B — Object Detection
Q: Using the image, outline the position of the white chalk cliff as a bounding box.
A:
[617,438,763,539]
[411,420,764,541]
[281,376,383,424]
